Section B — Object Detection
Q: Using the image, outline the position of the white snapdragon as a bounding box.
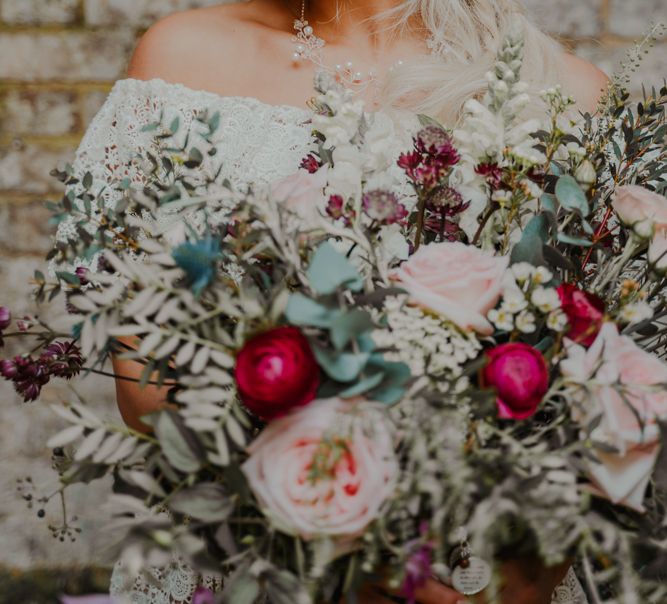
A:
[502,288,529,313]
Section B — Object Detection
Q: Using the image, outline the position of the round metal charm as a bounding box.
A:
[451,555,492,595]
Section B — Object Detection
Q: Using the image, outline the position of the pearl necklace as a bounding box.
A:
[291,15,406,91]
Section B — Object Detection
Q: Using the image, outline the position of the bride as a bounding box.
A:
[67,0,608,602]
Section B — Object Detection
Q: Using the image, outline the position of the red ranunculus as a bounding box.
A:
[482,343,549,420]
[235,326,320,420]
[557,283,605,347]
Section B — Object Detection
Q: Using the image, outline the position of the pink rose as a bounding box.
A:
[241,397,397,539]
[391,242,508,334]
[271,166,329,227]
[561,323,667,510]
[481,343,549,420]
[612,185,667,237]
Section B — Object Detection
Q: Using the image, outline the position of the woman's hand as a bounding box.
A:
[472,558,572,604]
[344,578,465,604]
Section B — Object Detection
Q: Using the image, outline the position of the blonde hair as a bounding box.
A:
[376,0,563,125]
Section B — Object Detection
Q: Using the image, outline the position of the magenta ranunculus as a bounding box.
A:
[482,343,549,420]
[557,283,605,347]
[235,326,320,420]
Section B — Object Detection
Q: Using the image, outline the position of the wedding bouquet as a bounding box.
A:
[5,28,667,603]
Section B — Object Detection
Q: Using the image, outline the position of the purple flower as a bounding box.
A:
[401,525,434,604]
[0,359,16,379]
[41,341,84,379]
[192,587,216,604]
[0,307,11,331]
[362,190,408,225]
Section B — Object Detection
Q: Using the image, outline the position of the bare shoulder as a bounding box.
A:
[126,3,278,93]
[558,52,610,113]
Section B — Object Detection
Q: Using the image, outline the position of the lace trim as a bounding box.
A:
[110,563,588,604]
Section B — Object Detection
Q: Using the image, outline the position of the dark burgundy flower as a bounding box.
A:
[0,359,17,379]
[235,327,320,420]
[557,283,605,347]
[481,343,549,420]
[41,341,84,379]
[362,190,408,225]
[0,307,11,331]
[300,154,321,174]
[475,162,504,189]
[415,126,459,163]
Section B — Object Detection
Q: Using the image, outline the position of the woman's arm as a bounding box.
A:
[112,337,172,433]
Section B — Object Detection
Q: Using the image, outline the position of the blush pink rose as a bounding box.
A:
[561,323,667,510]
[648,228,667,273]
[391,242,509,334]
[612,185,667,237]
[271,166,329,228]
[241,397,397,540]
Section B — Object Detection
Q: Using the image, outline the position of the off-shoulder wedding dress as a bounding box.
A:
[63,77,589,604]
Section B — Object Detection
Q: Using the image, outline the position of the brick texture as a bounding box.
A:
[0,0,665,570]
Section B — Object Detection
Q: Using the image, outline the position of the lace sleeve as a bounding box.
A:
[51,78,314,274]
[52,80,212,273]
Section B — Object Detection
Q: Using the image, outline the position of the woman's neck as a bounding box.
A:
[288,0,418,55]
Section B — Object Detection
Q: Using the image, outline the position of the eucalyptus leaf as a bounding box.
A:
[285,293,336,328]
[306,242,363,295]
[510,213,549,266]
[222,570,261,604]
[330,310,374,350]
[313,347,369,382]
[555,175,589,216]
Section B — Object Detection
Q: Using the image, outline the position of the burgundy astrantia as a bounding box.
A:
[362,189,409,225]
[475,162,504,189]
[326,194,356,226]
[398,126,460,190]
[0,341,83,402]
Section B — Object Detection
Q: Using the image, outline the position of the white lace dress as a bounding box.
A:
[64,77,589,604]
